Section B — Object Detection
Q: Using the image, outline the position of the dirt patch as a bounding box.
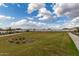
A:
[8,37,35,44]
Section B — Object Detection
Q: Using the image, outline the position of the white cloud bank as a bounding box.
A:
[0,15,15,21]
[11,19,47,29]
[0,3,8,7]
[28,3,45,13]
[54,3,79,28]
[27,3,53,21]
[1,3,79,29]
[37,7,53,20]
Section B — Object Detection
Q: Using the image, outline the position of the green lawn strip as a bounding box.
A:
[0,32,79,56]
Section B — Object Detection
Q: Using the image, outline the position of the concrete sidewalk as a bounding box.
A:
[0,33,21,37]
[68,32,79,50]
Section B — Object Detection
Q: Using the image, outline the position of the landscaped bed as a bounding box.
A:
[0,32,79,56]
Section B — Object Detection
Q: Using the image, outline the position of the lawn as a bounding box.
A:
[0,32,79,56]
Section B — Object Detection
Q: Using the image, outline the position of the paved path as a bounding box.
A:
[0,33,21,37]
[68,32,79,50]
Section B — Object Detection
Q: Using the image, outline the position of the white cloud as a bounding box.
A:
[54,3,79,18]
[48,24,61,29]
[27,17,34,20]
[69,17,79,27]
[17,4,21,7]
[11,18,66,29]
[53,3,79,28]
[53,3,63,17]
[62,17,79,28]
[0,23,2,25]
[37,7,53,20]
[0,15,15,21]
[0,3,8,7]
[27,3,53,21]
[11,19,47,29]
[60,3,79,19]
[28,3,45,13]
[11,18,71,29]
[11,19,27,26]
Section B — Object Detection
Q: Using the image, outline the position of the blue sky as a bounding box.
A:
[0,3,79,29]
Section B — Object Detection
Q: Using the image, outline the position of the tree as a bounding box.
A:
[6,27,13,34]
[26,29,29,32]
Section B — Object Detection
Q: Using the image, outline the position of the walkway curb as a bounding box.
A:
[68,32,79,50]
[0,33,21,37]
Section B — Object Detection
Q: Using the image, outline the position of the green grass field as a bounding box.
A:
[0,32,79,56]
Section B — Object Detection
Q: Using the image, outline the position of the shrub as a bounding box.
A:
[26,30,29,32]
[22,37,25,40]
[18,37,23,40]
[8,40,14,43]
[15,41,20,44]
[22,41,26,44]
[14,38,18,40]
